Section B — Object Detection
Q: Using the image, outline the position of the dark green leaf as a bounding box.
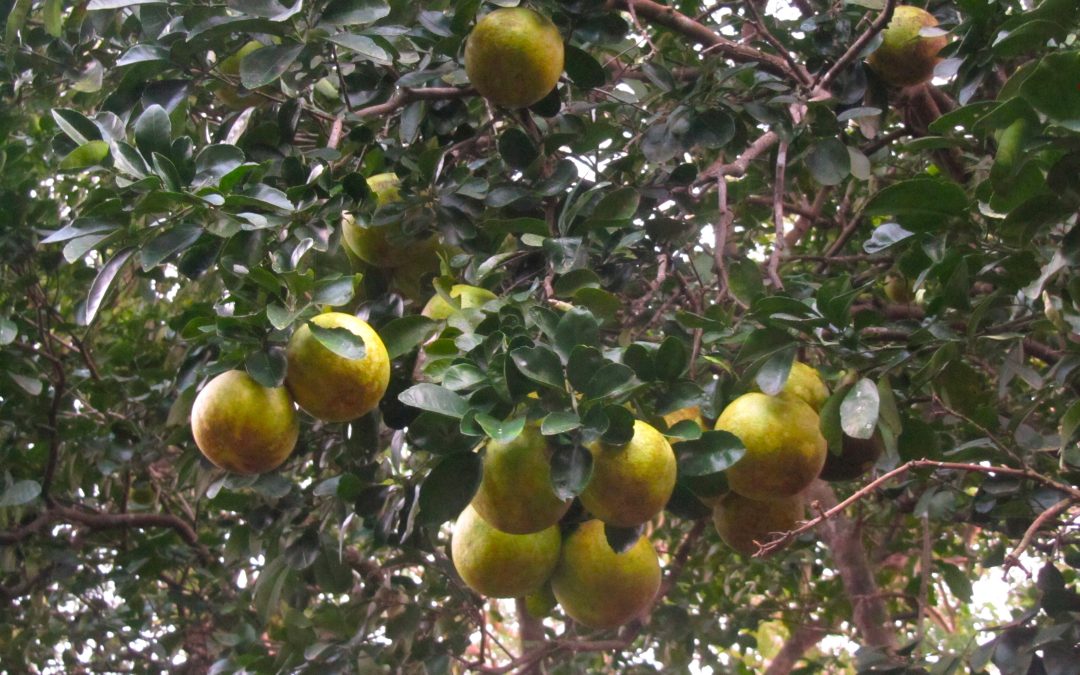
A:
[418,453,483,525]
[474,414,525,443]
[604,524,642,554]
[140,224,203,271]
[675,430,746,477]
[755,346,795,396]
[133,105,171,162]
[240,43,305,89]
[497,128,538,169]
[550,442,593,500]
[864,179,968,228]
[564,44,605,89]
[601,405,635,445]
[327,33,392,65]
[380,316,438,360]
[554,307,599,361]
[541,411,581,435]
[583,363,637,399]
[309,323,367,360]
[0,480,41,507]
[510,345,564,389]
[51,108,102,146]
[1020,51,1080,130]
[83,248,134,325]
[805,138,850,186]
[245,348,287,388]
[59,141,109,170]
[655,335,688,381]
[321,0,391,25]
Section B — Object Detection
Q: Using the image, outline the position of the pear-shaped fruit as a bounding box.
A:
[191,370,299,474]
[550,520,661,629]
[471,426,570,534]
[820,430,884,482]
[465,8,564,109]
[420,284,498,320]
[867,6,948,87]
[580,420,677,527]
[285,312,390,423]
[712,492,804,556]
[715,393,827,501]
[451,505,561,598]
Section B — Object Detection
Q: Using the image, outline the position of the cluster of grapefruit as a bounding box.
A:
[190,312,390,474]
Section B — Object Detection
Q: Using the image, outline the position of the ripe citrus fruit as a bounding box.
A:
[464,8,564,109]
[712,492,804,556]
[471,426,570,534]
[451,505,561,598]
[715,393,827,501]
[550,520,661,629]
[819,430,884,482]
[191,370,299,474]
[420,284,498,320]
[779,361,829,412]
[284,312,390,423]
[580,420,677,527]
[342,173,425,269]
[866,6,948,87]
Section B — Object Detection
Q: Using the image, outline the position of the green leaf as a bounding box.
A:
[863,222,914,254]
[43,0,62,36]
[59,140,109,170]
[805,138,850,186]
[564,44,605,89]
[240,43,305,89]
[601,405,635,445]
[312,275,357,307]
[498,128,538,170]
[604,524,643,554]
[133,105,172,162]
[0,480,41,507]
[418,453,483,525]
[8,373,42,396]
[474,414,525,444]
[83,248,134,325]
[755,346,795,396]
[441,363,487,391]
[819,385,848,456]
[1059,400,1080,452]
[245,348,287,388]
[326,33,392,66]
[0,318,16,345]
[380,316,438,360]
[675,431,746,477]
[252,556,289,624]
[1020,51,1080,131]
[510,345,565,389]
[840,378,879,439]
[550,442,593,500]
[5,0,30,48]
[590,187,640,224]
[308,323,367,360]
[655,335,688,381]
[687,109,735,149]
[864,179,968,229]
[583,362,637,399]
[541,411,581,435]
[398,383,470,419]
[140,223,202,271]
[321,0,391,25]
[554,307,599,361]
[407,412,474,455]
[51,108,102,146]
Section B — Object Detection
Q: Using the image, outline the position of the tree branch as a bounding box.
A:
[815,0,898,91]
[605,0,803,83]
[764,623,828,674]
[353,86,473,119]
[1005,497,1077,572]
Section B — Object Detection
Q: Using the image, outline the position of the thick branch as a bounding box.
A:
[805,481,897,650]
[698,131,779,183]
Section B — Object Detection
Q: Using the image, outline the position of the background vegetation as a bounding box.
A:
[1,0,1078,672]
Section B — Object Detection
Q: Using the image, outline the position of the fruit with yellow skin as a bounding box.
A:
[342,173,422,269]
[550,520,661,629]
[867,6,948,87]
[779,361,829,412]
[524,584,558,618]
[451,505,561,598]
[661,405,705,430]
[712,492,804,556]
[715,393,827,501]
[191,370,299,474]
[580,420,677,527]
[284,312,390,423]
[471,426,570,534]
[420,284,498,320]
[465,8,565,109]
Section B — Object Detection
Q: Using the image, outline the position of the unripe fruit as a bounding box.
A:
[465,8,564,109]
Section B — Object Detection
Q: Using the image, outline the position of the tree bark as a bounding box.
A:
[806,480,898,651]
[764,624,828,675]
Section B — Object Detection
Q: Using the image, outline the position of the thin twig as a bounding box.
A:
[1004,497,1076,572]
[767,139,789,289]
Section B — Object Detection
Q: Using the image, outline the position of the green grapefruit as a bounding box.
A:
[451,505,561,598]
[712,492,804,557]
[580,420,677,527]
[465,8,564,109]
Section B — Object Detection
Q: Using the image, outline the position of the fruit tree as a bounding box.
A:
[1,0,1079,672]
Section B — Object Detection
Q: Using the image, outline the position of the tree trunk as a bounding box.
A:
[807,480,898,651]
